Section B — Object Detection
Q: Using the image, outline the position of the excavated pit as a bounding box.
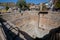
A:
[2,11,60,38]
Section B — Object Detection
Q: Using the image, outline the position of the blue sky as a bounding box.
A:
[0,0,48,4]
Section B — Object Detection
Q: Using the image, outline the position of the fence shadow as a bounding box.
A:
[0,18,33,40]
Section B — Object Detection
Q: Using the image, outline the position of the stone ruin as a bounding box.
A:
[2,11,60,38]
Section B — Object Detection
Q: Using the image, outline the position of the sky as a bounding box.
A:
[0,0,48,4]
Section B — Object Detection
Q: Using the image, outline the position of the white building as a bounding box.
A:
[29,4,39,10]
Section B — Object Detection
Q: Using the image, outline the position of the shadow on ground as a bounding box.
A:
[0,18,33,40]
[34,26,60,40]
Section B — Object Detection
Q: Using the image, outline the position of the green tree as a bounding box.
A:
[42,3,47,11]
[6,6,9,10]
[16,0,29,10]
[17,0,26,8]
[55,0,60,8]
